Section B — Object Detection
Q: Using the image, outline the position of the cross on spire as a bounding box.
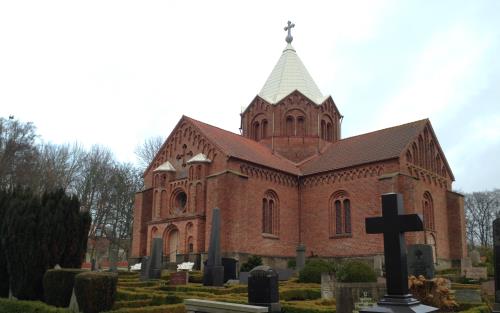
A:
[284,20,295,44]
[365,193,424,296]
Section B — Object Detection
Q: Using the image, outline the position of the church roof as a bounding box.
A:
[300,119,429,175]
[185,117,300,175]
[258,44,327,105]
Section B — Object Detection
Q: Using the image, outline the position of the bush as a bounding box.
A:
[0,298,69,313]
[188,271,203,283]
[43,268,87,307]
[287,259,296,269]
[240,255,262,272]
[298,259,336,283]
[74,272,118,313]
[103,303,186,313]
[335,261,376,283]
[280,288,321,301]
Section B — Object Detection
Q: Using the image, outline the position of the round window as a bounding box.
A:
[175,191,187,211]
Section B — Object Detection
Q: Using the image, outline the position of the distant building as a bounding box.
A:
[131,29,466,269]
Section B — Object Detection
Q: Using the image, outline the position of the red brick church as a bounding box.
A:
[131,27,466,269]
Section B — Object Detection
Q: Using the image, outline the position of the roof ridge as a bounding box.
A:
[340,119,428,142]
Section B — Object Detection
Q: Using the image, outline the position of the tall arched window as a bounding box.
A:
[329,190,352,237]
[321,120,326,140]
[286,116,295,136]
[253,122,260,141]
[297,116,305,136]
[326,123,332,141]
[262,120,268,138]
[422,192,434,231]
[418,136,424,168]
[262,190,279,236]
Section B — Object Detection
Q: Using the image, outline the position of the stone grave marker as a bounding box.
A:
[222,257,238,283]
[470,250,481,264]
[239,272,250,285]
[461,257,472,270]
[140,256,150,281]
[407,244,435,278]
[169,271,188,286]
[462,267,487,280]
[248,265,280,313]
[91,258,96,271]
[492,218,500,312]
[373,255,384,277]
[296,244,306,272]
[321,272,335,299]
[203,208,224,286]
[453,289,482,303]
[360,193,438,313]
[353,291,376,313]
[150,237,163,279]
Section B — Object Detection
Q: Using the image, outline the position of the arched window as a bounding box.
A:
[418,136,424,168]
[262,120,268,139]
[253,122,260,141]
[422,192,434,231]
[297,116,305,136]
[286,116,295,136]
[321,120,326,140]
[412,143,418,165]
[329,190,352,237]
[327,123,332,141]
[160,190,167,217]
[262,190,279,236]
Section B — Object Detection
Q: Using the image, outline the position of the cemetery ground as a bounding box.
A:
[0,268,494,313]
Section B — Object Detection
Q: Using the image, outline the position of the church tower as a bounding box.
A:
[240,21,342,163]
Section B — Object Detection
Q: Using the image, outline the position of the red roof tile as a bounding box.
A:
[185,117,301,175]
[300,119,428,175]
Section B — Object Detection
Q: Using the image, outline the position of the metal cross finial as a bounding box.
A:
[284,20,295,43]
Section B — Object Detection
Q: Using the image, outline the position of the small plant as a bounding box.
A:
[240,255,263,272]
[298,259,336,283]
[335,260,376,283]
[287,259,296,269]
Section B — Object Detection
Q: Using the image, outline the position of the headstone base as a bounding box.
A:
[491,303,500,313]
[360,295,438,313]
[203,265,224,286]
[249,302,281,313]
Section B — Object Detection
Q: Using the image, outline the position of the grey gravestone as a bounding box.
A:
[492,218,500,312]
[222,257,238,283]
[361,193,438,313]
[470,250,481,264]
[109,245,118,272]
[276,268,294,281]
[453,289,482,303]
[91,258,96,271]
[248,265,280,313]
[407,244,435,279]
[203,208,224,286]
[321,273,335,299]
[462,257,472,269]
[239,272,250,285]
[150,237,163,279]
[140,256,150,280]
[373,255,384,277]
[296,244,306,272]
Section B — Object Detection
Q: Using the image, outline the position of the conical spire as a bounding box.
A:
[258,22,326,105]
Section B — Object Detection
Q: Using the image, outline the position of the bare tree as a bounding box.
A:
[465,190,500,247]
[134,136,164,170]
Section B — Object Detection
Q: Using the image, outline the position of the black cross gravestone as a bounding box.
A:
[361,193,438,313]
[491,218,500,313]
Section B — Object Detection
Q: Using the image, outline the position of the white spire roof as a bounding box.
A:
[187,153,211,164]
[258,44,327,105]
[153,161,176,172]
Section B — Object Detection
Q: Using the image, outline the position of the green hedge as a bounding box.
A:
[281,303,335,313]
[298,259,336,283]
[335,261,376,283]
[188,271,203,283]
[459,305,489,313]
[75,272,118,313]
[280,288,321,301]
[0,298,69,313]
[103,303,186,313]
[43,268,87,307]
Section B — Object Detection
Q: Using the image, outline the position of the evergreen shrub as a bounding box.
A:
[240,255,262,272]
[0,298,69,313]
[43,268,87,307]
[188,271,203,283]
[280,288,321,301]
[287,259,296,269]
[335,261,376,283]
[298,259,336,283]
[74,272,118,313]
[103,303,185,313]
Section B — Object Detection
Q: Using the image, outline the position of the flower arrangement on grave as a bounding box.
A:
[408,275,458,311]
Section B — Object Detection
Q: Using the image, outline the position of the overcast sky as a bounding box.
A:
[1,1,499,193]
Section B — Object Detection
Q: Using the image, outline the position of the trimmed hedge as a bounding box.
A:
[188,271,203,283]
[298,259,336,283]
[103,303,186,313]
[280,288,321,301]
[335,261,376,283]
[75,272,118,313]
[0,298,69,313]
[43,268,87,307]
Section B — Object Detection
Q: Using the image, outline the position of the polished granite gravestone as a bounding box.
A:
[222,257,238,283]
[407,244,435,279]
[296,244,306,272]
[169,271,188,286]
[248,265,280,312]
[491,218,500,313]
[203,208,224,286]
[360,193,438,313]
[150,238,163,279]
[140,256,150,281]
